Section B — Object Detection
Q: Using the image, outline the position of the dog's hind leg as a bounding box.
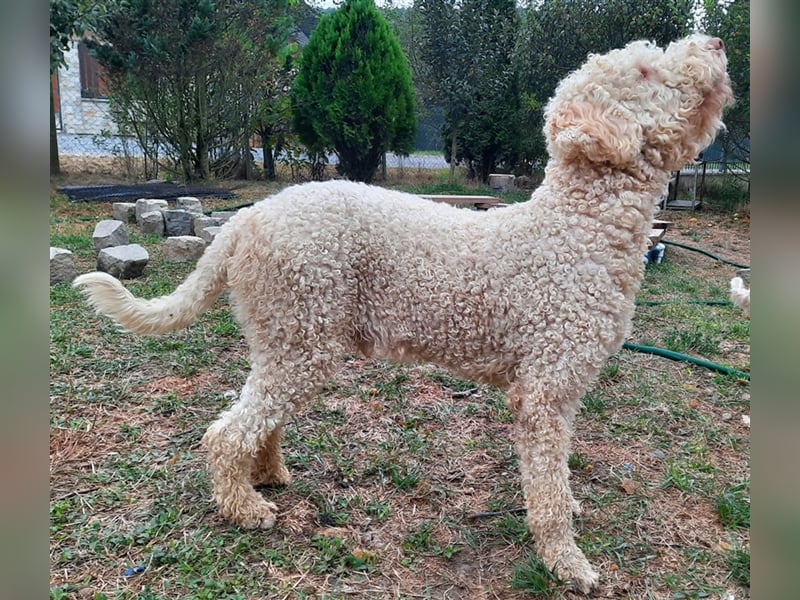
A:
[203,267,353,529]
[509,381,599,593]
[251,426,291,487]
[202,344,342,529]
[201,371,291,529]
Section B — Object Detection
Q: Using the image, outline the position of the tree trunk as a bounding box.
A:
[176,84,193,180]
[242,135,254,180]
[195,74,210,179]
[50,79,60,176]
[449,122,458,185]
[262,137,276,180]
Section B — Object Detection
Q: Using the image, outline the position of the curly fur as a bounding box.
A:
[73,34,732,593]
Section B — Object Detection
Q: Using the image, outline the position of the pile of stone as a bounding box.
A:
[50,196,238,285]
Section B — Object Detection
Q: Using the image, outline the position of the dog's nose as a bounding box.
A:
[709,37,725,52]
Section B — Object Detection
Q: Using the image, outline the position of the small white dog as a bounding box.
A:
[730,276,750,312]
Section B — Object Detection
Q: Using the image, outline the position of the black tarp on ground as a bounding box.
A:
[58,182,235,203]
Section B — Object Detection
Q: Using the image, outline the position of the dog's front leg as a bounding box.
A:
[510,385,599,593]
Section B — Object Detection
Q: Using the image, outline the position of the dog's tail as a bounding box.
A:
[73,223,237,335]
[729,276,750,313]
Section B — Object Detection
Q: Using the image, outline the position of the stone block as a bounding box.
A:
[112,202,137,223]
[92,219,129,252]
[488,173,515,191]
[50,247,76,285]
[97,244,149,279]
[177,196,204,214]
[210,210,237,224]
[140,210,165,236]
[192,215,220,235]
[164,236,206,262]
[163,209,195,236]
[197,225,221,244]
[135,198,168,223]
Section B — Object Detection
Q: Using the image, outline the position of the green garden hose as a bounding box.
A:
[662,239,750,270]
[635,299,732,306]
[622,341,749,380]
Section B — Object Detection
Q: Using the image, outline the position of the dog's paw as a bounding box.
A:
[544,547,599,595]
[227,499,279,530]
[557,558,599,595]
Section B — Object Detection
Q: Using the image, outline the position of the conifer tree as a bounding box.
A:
[292,0,416,183]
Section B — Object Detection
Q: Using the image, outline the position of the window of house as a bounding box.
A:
[78,41,108,99]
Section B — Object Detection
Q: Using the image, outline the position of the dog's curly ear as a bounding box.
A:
[545,101,643,166]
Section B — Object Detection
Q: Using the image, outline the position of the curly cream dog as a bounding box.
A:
[74,35,732,592]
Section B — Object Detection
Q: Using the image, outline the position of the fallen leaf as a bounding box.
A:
[713,540,733,552]
[351,547,376,562]
[620,478,641,495]
[315,526,350,538]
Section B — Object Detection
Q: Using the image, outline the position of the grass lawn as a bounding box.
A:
[50,171,749,599]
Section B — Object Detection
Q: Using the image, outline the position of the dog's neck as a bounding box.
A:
[520,159,669,300]
[534,159,668,220]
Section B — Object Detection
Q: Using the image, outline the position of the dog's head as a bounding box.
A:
[544,34,734,172]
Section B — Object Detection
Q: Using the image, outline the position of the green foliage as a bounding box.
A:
[662,458,700,492]
[445,0,521,182]
[364,499,392,521]
[715,481,750,529]
[702,0,750,169]
[568,451,592,470]
[663,328,720,356]
[50,0,107,73]
[415,0,702,178]
[401,520,462,558]
[402,520,437,554]
[251,3,315,180]
[516,0,694,169]
[310,534,376,574]
[702,175,750,212]
[581,391,609,416]
[291,0,416,182]
[91,0,297,181]
[726,546,750,587]
[414,0,469,122]
[50,0,109,174]
[510,552,561,596]
[417,0,520,182]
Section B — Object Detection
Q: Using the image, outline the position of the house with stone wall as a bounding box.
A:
[52,39,115,136]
